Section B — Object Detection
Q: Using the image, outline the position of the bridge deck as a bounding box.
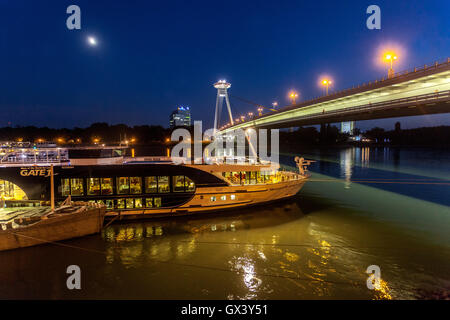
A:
[222,59,450,131]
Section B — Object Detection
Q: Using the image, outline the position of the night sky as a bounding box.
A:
[1,0,449,130]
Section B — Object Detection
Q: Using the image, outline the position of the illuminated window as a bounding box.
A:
[116,198,125,209]
[256,171,264,184]
[0,179,28,201]
[158,176,169,193]
[154,197,162,207]
[145,198,153,208]
[245,171,251,185]
[96,199,104,205]
[250,171,257,184]
[126,198,134,209]
[185,176,195,192]
[220,195,226,201]
[70,178,84,196]
[173,176,185,192]
[101,178,113,195]
[231,172,240,184]
[211,196,216,202]
[230,194,236,200]
[116,177,129,194]
[130,177,142,194]
[145,176,157,193]
[105,200,113,209]
[135,198,143,208]
[61,179,70,196]
[87,178,101,195]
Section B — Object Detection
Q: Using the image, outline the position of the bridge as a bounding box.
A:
[220,58,450,133]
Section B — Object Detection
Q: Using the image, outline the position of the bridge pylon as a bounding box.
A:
[214,80,233,132]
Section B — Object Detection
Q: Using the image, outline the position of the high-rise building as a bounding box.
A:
[169,106,191,128]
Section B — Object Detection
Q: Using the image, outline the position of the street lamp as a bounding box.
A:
[384,52,398,78]
[257,107,263,116]
[248,112,253,119]
[321,79,332,95]
[289,91,298,105]
[272,101,278,108]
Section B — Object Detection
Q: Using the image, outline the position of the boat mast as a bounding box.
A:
[50,164,55,211]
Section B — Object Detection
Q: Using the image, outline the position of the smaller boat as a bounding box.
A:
[0,198,105,251]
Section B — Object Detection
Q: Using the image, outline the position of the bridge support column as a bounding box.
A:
[340,121,355,135]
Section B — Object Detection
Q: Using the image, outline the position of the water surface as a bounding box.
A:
[0,147,449,299]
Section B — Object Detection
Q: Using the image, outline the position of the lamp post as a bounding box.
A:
[384,52,398,78]
[289,91,298,105]
[321,79,332,95]
[257,107,263,116]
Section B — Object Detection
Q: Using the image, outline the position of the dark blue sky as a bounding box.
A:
[1,0,449,130]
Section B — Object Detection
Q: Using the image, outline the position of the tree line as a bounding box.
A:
[0,123,171,144]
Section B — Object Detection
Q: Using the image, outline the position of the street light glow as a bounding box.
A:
[383,51,399,78]
[320,77,333,95]
[288,91,299,104]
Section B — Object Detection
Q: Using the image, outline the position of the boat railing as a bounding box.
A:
[0,149,69,164]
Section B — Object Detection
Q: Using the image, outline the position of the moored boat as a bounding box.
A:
[0,145,312,220]
[0,201,105,251]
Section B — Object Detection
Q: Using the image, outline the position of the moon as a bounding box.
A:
[87,36,97,46]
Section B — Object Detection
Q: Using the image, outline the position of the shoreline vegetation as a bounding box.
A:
[0,122,449,147]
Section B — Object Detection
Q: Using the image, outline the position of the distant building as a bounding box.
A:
[169,106,191,128]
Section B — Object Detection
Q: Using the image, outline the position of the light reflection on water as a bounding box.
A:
[0,147,449,299]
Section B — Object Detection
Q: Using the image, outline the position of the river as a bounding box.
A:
[0,146,449,299]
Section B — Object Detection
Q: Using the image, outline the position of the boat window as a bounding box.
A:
[145,198,153,207]
[158,176,169,193]
[250,171,257,184]
[130,177,142,194]
[126,198,134,209]
[101,178,113,195]
[246,171,251,185]
[145,177,157,193]
[240,172,248,185]
[222,172,231,181]
[105,200,114,209]
[230,194,236,200]
[70,178,84,196]
[261,171,271,184]
[211,196,216,202]
[135,198,143,208]
[117,177,129,194]
[173,176,185,192]
[185,176,195,192]
[220,195,226,201]
[256,171,264,184]
[116,198,125,209]
[231,172,240,184]
[61,179,70,196]
[87,178,101,195]
[154,197,162,207]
